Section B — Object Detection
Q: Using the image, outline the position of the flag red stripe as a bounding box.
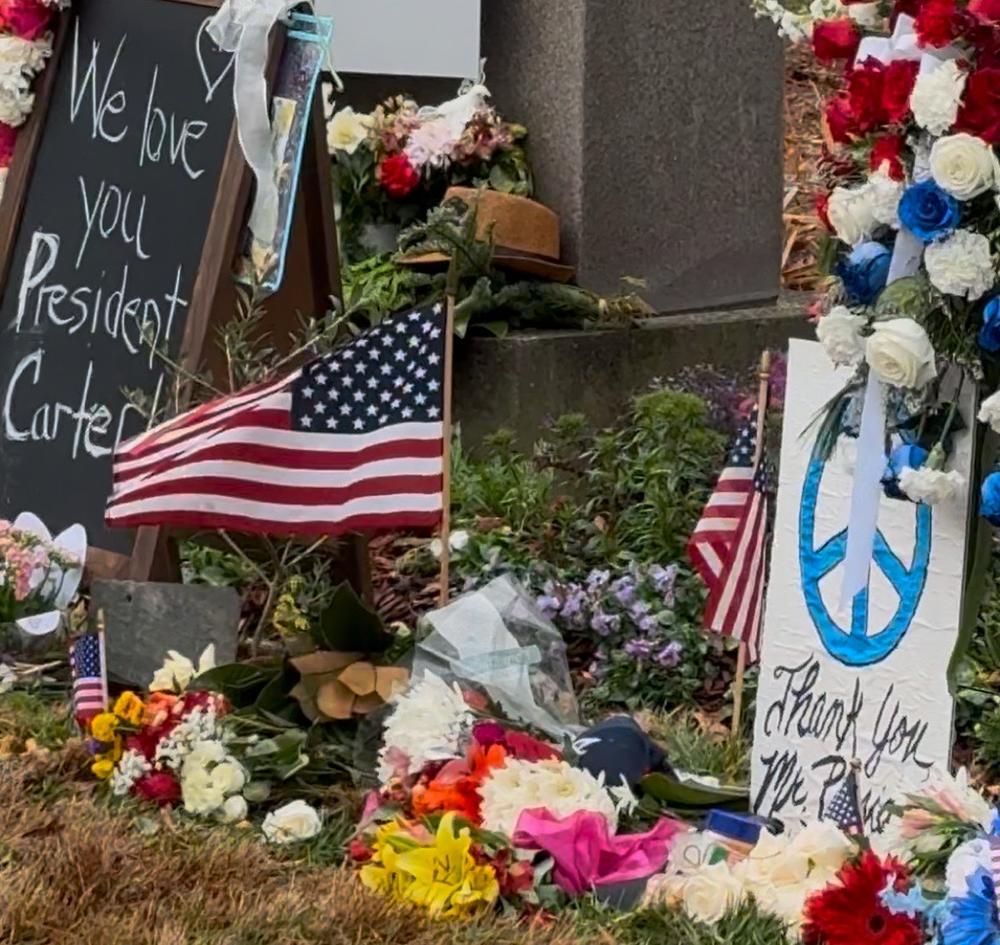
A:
[115,437,444,483]
[108,473,443,508]
[104,508,443,537]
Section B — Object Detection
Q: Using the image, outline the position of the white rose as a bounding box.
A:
[925,229,995,300]
[182,767,225,815]
[211,760,247,795]
[680,862,745,925]
[979,390,1000,433]
[262,799,322,844]
[911,60,967,136]
[327,106,370,155]
[899,466,965,505]
[817,306,866,366]
[218,794,248,824]
[867,171,904,227]
[865,318,937,389]
[930,133,999,200]
[827,184,878,246]
[787,821,854,873]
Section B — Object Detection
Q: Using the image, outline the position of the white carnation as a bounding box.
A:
[925,229,994,300]
[899,466,965,505]
[478,758,617,837]
[930,133,999,200]
[979,390,1000,433]
[0,35,50,89]
[0,87,34,127]
[867,171,904,227]
[376,673,472,783]
[911,60,967,136]
[847,2,883,28]
[828,184,878,246]
[817,306,867,366]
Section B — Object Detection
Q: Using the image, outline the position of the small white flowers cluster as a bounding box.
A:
[377,673,474,783]
[0,34,51,127]
[478,758,618,837]
[110,749,152,797]
[154,705,220,769]
[748,0,842,41]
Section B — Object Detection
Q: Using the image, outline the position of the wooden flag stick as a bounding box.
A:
[732,349,772,736]
[438,293,457,606]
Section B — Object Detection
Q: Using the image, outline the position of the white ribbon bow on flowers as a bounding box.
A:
[838,17,962,606]
[208,0,306,247]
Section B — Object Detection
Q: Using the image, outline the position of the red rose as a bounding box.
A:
[824,94,858,144]
[815,193,833,232]
[882,59,919,123]
[869,134,907,180]
[838,59,889,135]
[0,122,16,167]
[915,0,962,47]
[812,19,861,63]
[378,154,420,199]
[956,67,1000,143]
[133,771,181,807]
[0,0,53,40]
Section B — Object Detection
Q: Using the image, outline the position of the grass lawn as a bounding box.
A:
[0,692,785,945]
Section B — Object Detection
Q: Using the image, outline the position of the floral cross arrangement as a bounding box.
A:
[326,83,532,262]
[755,0,1000,520]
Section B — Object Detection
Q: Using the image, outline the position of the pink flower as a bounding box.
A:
[0,0,54,40]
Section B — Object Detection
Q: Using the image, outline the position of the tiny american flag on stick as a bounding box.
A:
[687,402,770,662]
[70,632,108,728]
[105,304,448,536]
[825,764,865,837]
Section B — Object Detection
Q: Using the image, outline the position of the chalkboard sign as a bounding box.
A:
[0,0,241,557]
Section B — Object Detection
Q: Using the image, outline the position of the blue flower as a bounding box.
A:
[655,642,683,668]
[898,180,961,243]
[611,576,637,608]
[980,298,1000,353]
[837,241,892,305]
[883,443,929,500]
[982,472,1000,527]
[590,609,620,638]
[942,868,1000,945]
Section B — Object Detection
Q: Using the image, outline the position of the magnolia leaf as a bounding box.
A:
[874,275,933,321]
[640,772,749,812]
[192,662,281,708]
[313,583,392,653]
[243,780,272,803]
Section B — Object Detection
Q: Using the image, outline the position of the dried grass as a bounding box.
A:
[0,745,586,945]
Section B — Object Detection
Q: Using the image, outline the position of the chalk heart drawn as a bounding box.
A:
[196,18,235,104]
[798,444,931,668]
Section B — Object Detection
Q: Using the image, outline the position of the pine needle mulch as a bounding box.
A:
[782,44,839,293]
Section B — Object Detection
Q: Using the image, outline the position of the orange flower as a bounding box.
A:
[410,743,509,824]
[142,692,179,728]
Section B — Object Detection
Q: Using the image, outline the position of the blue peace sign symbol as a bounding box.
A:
[798,442,932,667]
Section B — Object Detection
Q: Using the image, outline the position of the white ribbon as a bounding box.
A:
[208,0,301,246]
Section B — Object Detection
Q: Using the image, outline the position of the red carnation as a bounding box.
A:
[870,134,907,180]
[971,0,1000,21]
[133,771,181,807]
[812,19,861,63]
[0,122,16,168]
[378,154,420,199]
[0,0,53,40]
[847,59,889,134]
[504,730,561,762]
[956,67,1000,143]
[882,59,919,123]
[824,94,858,144]
[915,0,962,47]
[815,193,833,232]
[802,852,922,945]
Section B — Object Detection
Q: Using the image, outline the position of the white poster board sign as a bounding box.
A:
[318,0,482,78]
[751,339,973,832]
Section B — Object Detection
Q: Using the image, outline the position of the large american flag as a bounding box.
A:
[70,632,108,728]
[105,304,448,535]
[687,403,770,662]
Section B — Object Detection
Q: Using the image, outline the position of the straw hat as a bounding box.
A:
[399,187,575,283]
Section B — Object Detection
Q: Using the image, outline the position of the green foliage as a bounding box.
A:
[341,254,436,327]
[650,710,751,785]
[0,689,72,750]
[573,900,789,945]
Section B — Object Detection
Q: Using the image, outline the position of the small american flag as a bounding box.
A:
[687,403,770,661]
[70,633,108,728]
[825,766,864,836]
[106,304,448,535]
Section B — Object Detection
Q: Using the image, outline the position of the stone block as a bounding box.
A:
[453,296,814,447]
[91,581,241,688]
